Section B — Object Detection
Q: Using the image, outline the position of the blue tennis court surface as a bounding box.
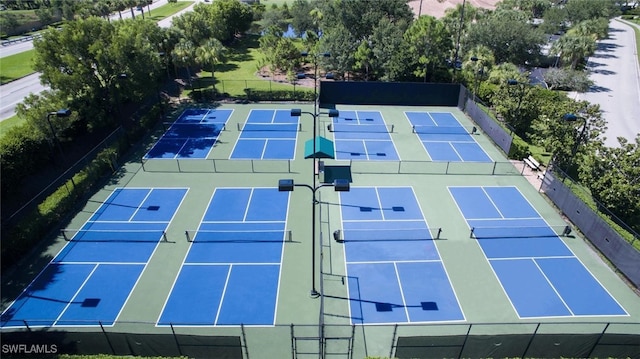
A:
[158,187,290,326]
[145,108,233,159]
[405,111,491,162]
[331,111,400,161]
[449,186,628,318]
[230,109,299,159]
[339,187,464,324]
[0,188,187,328]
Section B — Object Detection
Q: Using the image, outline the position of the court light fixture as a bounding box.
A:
[46,109,72,162]
[278,178,350,298]
[562,113,589,157]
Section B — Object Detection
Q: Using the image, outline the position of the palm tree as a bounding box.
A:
[114,0,126,20]
[550,33,596,69]
[173,39,196,87]
[125,0,136,19]
[195,38,227,88]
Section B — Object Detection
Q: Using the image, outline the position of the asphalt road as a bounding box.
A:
[0,0,200,122]
[581,19,640,147]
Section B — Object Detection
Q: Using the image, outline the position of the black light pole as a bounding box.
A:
[46,109,72,162]
[452,0,467,69]
[291,109,340,194]
[470,56,482,100]
[278,179,350,297]
[562,113,589,156]
[300,52,330,117]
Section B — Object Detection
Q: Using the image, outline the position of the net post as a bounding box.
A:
[221,124,226,131]
[61,230,70,241]
[298,123,302,132]
[185,230,191,242]
[469,227,475,238]
[412,125,416,133]
[390,124,394,133]
[437,228,442,239]
[237,123,241,131]
[162,231,168,242]
[287,230,292,242]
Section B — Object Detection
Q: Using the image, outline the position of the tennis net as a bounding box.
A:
[61,229,168,242]
[237,123,301,132]
[334,227,441,242]
[328,123,394,133]
[411,125,474,135]
[185,229,292,243]
[470,225,572,239]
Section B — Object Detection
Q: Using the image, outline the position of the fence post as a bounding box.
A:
[99,321,116,355]
[241,323,250,359]
[389,323,398,358]
[170,323,183,356]
[457,324,473,359]
[521,323,540,358]
[586,323,610,358]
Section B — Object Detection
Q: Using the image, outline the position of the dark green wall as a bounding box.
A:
[319,81,462,107]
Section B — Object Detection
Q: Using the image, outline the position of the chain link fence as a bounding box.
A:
[1,321,638,358]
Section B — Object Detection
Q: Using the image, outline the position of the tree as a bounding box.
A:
[441,2,487,63]
[581,135,640,233]
[318,0,413,42]
[496,0,552,19]
[196,38,227,84]
[171,0,252,44]
[570,18,609,40]
[464,9,547,65]
[290,0,318,36]
[530,102,606,171]
[540,5,567,35]
[369,17,407,81]
[114,0,127,20]
[173,39,197,87]
[354,39,373,80]
[549,32,596,69]
[403,15,452,82]
[210,0,253,43]
[543,67,593,91]
[33,17,165,128]
[564,0,619,24]
[0,12,19,37]
[317,24,357,80]
[258,5,290,33]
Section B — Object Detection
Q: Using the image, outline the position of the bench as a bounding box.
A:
[523,155,541,171]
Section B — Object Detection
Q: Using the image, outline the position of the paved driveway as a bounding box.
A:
[580,19,640,147]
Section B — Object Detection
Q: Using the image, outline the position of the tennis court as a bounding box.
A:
[230,109,300,159]
[158,187,290,326]
[330,110,400,161]
[144,108,233,159]
[449,186,628,318]
[406,111,491,162]
[0,188,187,327]
[2,100,639,358]
[338,187,464,324]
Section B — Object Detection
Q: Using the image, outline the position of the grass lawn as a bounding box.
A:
[0,49,36,84]
[259,0,292,6]
[0,115,27,138]
[145,1,195,22]
[191,35,312,98]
